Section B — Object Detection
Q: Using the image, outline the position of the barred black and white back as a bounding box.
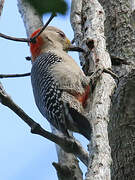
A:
[31,52,92,140]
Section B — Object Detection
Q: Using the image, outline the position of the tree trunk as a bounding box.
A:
[98,0,135,179]
[71,0,115,179]
[71,0,135,179]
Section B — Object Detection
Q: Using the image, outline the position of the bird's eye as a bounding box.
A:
[58,31,65,38]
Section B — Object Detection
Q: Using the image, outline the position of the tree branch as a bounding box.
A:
[0,13,55,43]
[52,162,83,180]
[0,32,29,42]
[0,73,31,78]
[0,81,88,166]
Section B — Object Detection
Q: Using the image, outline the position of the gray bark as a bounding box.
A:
[71,0,135,180]
[109,70,135,180]
[51,127,83,180]
[17,0,83,180]
[98,0,135,179]
[71,0,115,179]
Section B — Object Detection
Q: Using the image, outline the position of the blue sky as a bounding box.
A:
[0,0,87,179]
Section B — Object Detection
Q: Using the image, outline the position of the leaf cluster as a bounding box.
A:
[24,0,67,16]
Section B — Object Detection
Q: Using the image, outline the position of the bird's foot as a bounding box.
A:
[88,68,119,91]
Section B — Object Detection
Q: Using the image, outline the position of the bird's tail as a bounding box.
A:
[63,103,92,140]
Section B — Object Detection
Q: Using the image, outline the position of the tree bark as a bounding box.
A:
[109,70,135,180]
[71,0,115,179]
[0,0,4,17]
[71,0,135,179]
[17,0,83,179]
[98,0,135,179]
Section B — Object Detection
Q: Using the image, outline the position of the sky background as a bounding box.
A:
[0,0,88,179]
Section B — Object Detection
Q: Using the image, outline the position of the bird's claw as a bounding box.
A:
[103,68,119,82]
[88,68,119,91]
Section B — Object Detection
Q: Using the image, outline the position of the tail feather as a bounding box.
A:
[68,107,92,140]
[63,102,92,140]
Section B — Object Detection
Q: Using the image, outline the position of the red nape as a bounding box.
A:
[29,28,44,61]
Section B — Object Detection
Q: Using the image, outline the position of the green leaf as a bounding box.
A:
[24,0,68,16]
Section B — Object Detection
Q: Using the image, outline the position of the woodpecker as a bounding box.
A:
[30,26,92,140]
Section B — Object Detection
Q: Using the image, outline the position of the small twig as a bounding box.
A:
[0,32,29,42]
[0,73,31,78]
[0,81,88,166]
[30,13,56,43]
[0,13,56,43]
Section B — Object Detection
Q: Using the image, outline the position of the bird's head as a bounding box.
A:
[29,26,71,61]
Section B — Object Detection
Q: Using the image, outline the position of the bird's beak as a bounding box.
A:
[66,38,71,45]
[67,44,85,53]
[65,38,85,53]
